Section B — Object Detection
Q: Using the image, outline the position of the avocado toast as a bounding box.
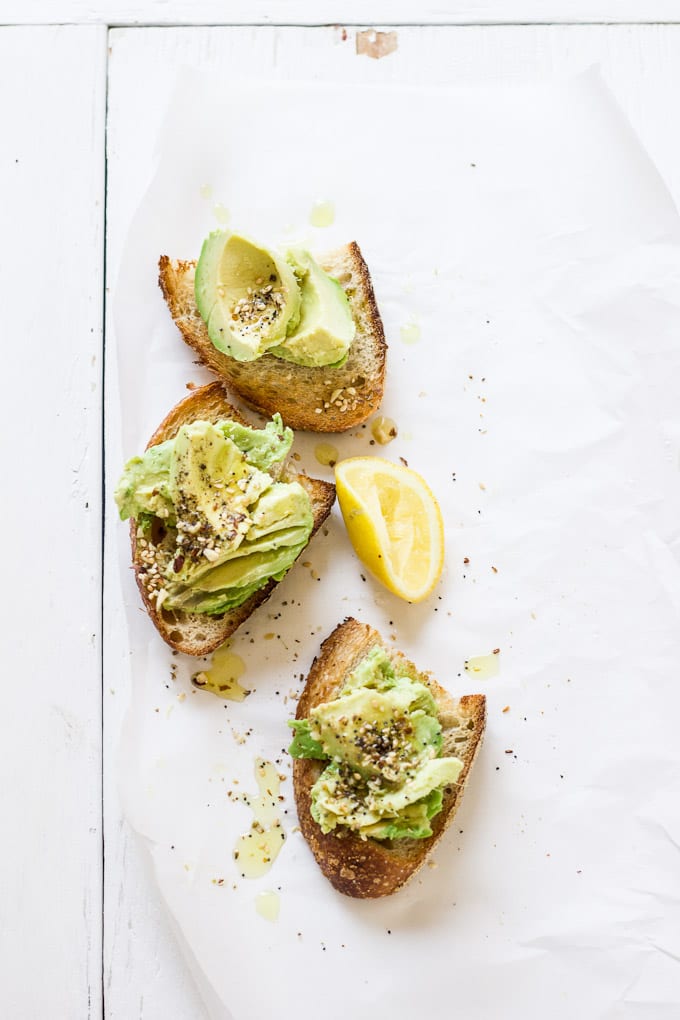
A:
[159,241,386,432]
[290,618,486,898]
[115,382,335,656]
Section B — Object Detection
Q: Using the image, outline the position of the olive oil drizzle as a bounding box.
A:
[233,759,286,879]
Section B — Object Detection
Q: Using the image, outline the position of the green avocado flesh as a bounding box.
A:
[194,231,355,367]
[289,647,463,841]
[114,416,313,616]
[195,232,301,361]
[270,248,355,368]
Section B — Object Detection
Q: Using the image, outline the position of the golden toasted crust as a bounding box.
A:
[158,242,387,432]
[128,382,336,656]
[293,618,486,898]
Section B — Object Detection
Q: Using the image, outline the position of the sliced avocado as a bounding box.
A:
[369,758,462,814]
[308,685,425,777]
[182,543,304,594]
[195,231,301,361]
[247,481,314,539]
[166,481,312,593]
[307,676,440,778]
[165,526,309,614]
[220,523,311,559]
[358,789,444,840]
[310,757,461,836]
[164,427,311,596]
[171,576,273,616]
[270,248,355,367]
[170,422,272,520]
[165,422,270,589]
[115,415,314,617]
[290,646,463,840]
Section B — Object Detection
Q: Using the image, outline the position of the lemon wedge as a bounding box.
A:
[334,457,445,602]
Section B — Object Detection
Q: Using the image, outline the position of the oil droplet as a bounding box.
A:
[213,202,230,224]
[464,652,500,680]
[199,183,213,199]
[255,890,280,922]
[315,442,339,467]
[400,322,421,345]
[371,416,398,445]
[234,759,286,878]
[192,643,248,701]
[310,199,335,228]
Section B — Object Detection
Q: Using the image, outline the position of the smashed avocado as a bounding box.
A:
[289,647,463,840]
[194,231,355,368]
[115,415,313,615]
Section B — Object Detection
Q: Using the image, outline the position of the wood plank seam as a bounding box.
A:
[6,19,680,27]
[102,26,111,1020]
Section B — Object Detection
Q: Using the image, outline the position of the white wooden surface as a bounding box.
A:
[7,0,680,25]
[104,23,680,1018]
[5,9,680,1020]
[0,24,106,1020]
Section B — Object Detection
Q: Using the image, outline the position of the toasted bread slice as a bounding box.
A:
[158,242,387,433]
[128,382,336,656]
[292,618,485,898]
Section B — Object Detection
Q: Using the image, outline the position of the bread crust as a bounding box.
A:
[128,381,336,656]
[158,242,387,432]
[293,618,486,898]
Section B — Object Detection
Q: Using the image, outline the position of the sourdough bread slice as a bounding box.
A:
[158,242,386,432]
[292,618,486,898]
[128,381,335,656]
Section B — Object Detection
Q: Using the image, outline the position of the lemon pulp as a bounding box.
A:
[334,457,444,602]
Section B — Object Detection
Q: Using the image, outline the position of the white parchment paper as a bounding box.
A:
[111,70,680,1019]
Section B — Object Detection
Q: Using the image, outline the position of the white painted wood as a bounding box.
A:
[0,24,106,1020]
[104,22,680,1019]
[6,0,680,27]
